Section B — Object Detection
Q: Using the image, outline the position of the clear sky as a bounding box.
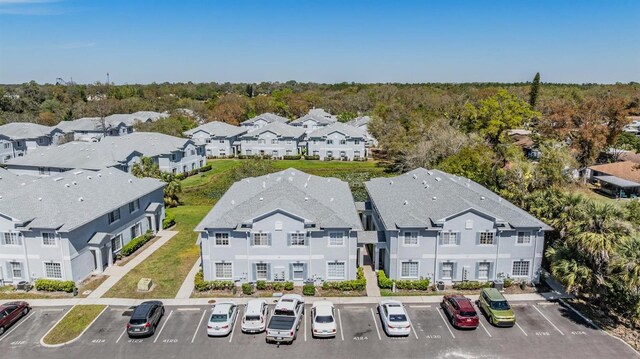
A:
[0,0,638,84]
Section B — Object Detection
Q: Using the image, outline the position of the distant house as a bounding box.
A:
[0,123,68,163]
[346,116,378,147]
[306,122,367,160]
[507,129,539,159]
[290,110,337,134]
[56,111,169,141]
[587,161,640,198]
[623,116,640,136]
[239,122,306,158]
[363,168,551,284]
[5,132,205,176]
[184,121,247,157]
[240,113,289,130]
[308,108,336,120]
[195,168,362,283]
[0,169,165,284]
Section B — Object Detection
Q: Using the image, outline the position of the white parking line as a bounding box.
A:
[533,305,564,336]
[409,305,432,308]
[515,322,528,336]
[192,310,207,344]
[337,309,344,341]
[230,307,242,343]
[370,308,382,341]
[177,308,200,311]
[41,308,65,312]
[116,328,127,344]
[478,320,492,337]
[304,308,307,342]
[436,308,456,339]
[153,310,174,343]
[411,322,419,340]
[0,311,35,342]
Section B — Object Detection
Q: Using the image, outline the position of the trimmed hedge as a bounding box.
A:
[377,270,430,290]
[35,279,76,293]
[119,230,154,257]
[162,213,176,229]
[175,173,186,180]
[253,281,294,292]
[322,267,366,292]
[303,284,315,296]
[200,164,212,172]
[503,278,514,288]
[305,155,320,160]
[194,269,234,291]
[452,281,492,290]
[242,283,254,295]
[283,155,302,160]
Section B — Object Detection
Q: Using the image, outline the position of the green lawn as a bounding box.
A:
[42,305,106,345]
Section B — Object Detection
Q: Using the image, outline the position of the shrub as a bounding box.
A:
[377,270,394,289]
[193,269,234,291]
[503,278,514,288]
[284,281,294,291]
[35,279,75,293]
[242,283,254,295]
[303,284,315,296]
[305,155,320,160]
[256,280,267,290]
[452,281,491,291]
[322,267,366,292]
[163,213,176,229]
[119,230,154,257]
[188,169,199,177]
[377,270,430,290]
[272,282,284,291]
[283,155,302,160]
[237,155,247,159]
[200,164,212,172]
[175,173,186,180]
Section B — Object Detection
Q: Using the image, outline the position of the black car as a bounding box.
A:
[127,301,164,337]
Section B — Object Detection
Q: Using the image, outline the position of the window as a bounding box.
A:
[219,139,225,143]
[292,263,304,280]
[190,149,196,156]
[441,232,458,245]
[215,262,232,279]
[10,262,22,278]
[130,223,142,239]
[327,151,333,158]
[44,262,62,279]
[327,139,334,144]
[256,263,268,280]
[465,220,473,230]
[478,262,490,279]
[286,150,292,155]
[205,138,211,143]
[517,231,533,245]
[403,232,418,245]
[108,209,120,224]
[441,262,454,279]
[271,139,278,144]
[339,140,346,145]
[354,151,360,158]
[3,143,9,149]
[512,260,530,277]
[252,232,269,246]
[327,262,345,279]
[329,232,344,246]
[215,233,229,246]
[355,140,360,145]
[290,232,306,246]
[258,139,265,144]
[219,149,226,155]
[271,150,278,156]
[129,199,140,213]
[42,232,56,246]
[479,232,494,245]
[3,232,21,246]
[246,150,252,155]
[38,167,49,175]
[112,234,123,253]
[170,153,177,161]
[401,261,419,278]
[286,140,292,145]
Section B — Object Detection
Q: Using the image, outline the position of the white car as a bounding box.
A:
[207,301,238,337]
[311,301,336,338]
[378,300,412,337]
[241,299,269,333]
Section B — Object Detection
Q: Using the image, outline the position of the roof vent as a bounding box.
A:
[128,179,133,183]
[403,200,408,205]
[304,183,308,188]
[422,180,427,185]
[262,181,266,189]
[87,175,92,180]
[427,171,433,176]
[38,197,42,201]
[412,174,417,179]
[259,197,263,201]
[231,200,235,205]
[435,177,441,182]
[53,177,64,182]
[307,175,312,181]
[74,170,83,175]
[97,173,102,177]
[480,196,485,200]
[389,180,393,185]
[304,197,309,201]
[65,183,70,188]
[72,181,77,185]
[432,196,437,201]
[78,197,84,202]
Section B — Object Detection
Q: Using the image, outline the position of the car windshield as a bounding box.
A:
[245,315,261,321]
[389,314,407,322]
[315,315,334,323]
[274,309,294,316]
[210,314,228,322]
[459,311,476,317]
[129,318,147,325]
[490,301,510,310]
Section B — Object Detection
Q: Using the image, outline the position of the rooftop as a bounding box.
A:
[241,112,289,126]
[290,113,337,126]
[55,111,168,133]
[589,161,640,183]
[346,116,372,128]
[241,122,306,139]
[307,121,367,139]
[0,122,60,139]
[184,121,247,138]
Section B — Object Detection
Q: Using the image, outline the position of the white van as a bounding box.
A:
[241,299,269,333]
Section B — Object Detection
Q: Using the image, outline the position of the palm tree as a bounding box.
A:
[612,236,640,293]
[132,156,182,207]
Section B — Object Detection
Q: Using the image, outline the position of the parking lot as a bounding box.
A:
[1,301,637,359]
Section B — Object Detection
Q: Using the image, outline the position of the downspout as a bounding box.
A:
[246,231,250,282]
[348,229,351,280]
[433,229,439,284]
[495,229,501,281]
[20,231,31,282]
[308,229,312,280]
[396,229,400,280]
[532,228,540,283]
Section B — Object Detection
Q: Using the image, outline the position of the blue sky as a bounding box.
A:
[0,0,638,84]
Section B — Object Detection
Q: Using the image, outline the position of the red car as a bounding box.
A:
[0,301,30,335]
[441,295,479,329]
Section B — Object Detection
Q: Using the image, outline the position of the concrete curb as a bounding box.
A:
[39,305,109,348]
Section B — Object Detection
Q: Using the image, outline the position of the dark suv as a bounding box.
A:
[441,295,479,329]
[127,301,164,337]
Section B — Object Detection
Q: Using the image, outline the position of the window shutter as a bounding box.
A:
[476,232,481,245]
[288,263,294,281]
[456,232,461,245]
[266,263,272,281]
[252,263,257,282]
[305,232,310,246]
[488,262,494,280]
[475,262,480,280]
[249,233,254,246]
[437,262,443,280]
[268,233,272,246]
[287,233,291,247]
[452,262,458,280]
[302,263,308,281]
[438,232,442,245]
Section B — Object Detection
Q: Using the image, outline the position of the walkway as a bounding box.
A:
[362,246,381,297]
[87,230,178,299]
[175,259,201,299]
[540,269,575,300]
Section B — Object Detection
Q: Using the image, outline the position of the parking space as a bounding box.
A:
[532,302,600,337]
[82,306,132,345]
[0,306,68,349]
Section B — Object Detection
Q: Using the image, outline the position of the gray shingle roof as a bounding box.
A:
[365,168,551,230]
[346,116,372,128]
[184,121,247,138]
[5,132,196,170]
[0,168,28,187]
[195,168,362,231]
[241,113,289,126]
[0,169,164,231]
[55,117,103,132]
[241,122,306,139]
[0,122,59,139]
[290,113,337,126]
[307,122,367,139]
[54,111,168,133]
[594,175,640,188]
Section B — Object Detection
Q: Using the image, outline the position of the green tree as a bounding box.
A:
[529,72,541,109]
[131,157,182,207]
[437,144,496,187]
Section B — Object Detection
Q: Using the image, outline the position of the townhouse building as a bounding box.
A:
[306,122,367,160]
[56,111,168,141]
[184,121,247,157]
[289,112,337,134]
[362,168,551,284]
[0,123,68,163]
[239,122,306,158]
[196,169,362,284]
[0,169,165,284]
[346,116,378,147]
[240,113,289,130]
[5,132,205,176]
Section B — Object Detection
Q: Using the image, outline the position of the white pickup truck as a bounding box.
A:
[265,294,305,344]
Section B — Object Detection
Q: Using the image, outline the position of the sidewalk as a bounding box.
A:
[363,265,381,297]
[86,230,178,299]
[175,259,200,299]
[539,269,575,300]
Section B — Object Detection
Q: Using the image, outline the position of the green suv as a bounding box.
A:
[477,288,515,327]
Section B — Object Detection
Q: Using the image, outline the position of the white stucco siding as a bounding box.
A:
[307,132,366,160]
